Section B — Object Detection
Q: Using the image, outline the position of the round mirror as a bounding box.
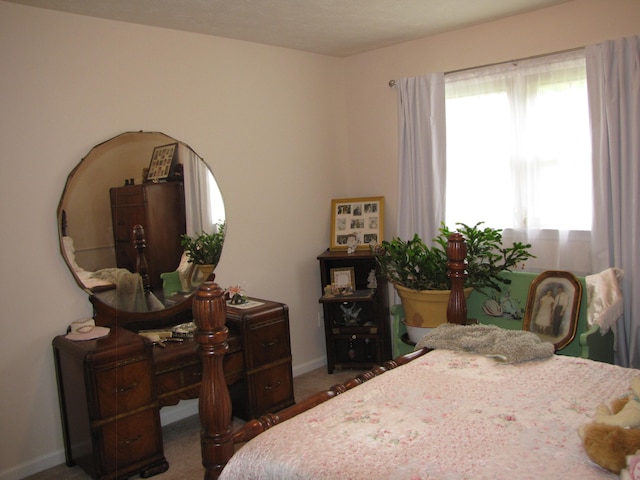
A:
[58,131,225,313]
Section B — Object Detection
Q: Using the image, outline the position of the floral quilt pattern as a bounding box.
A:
[221,350,638,480]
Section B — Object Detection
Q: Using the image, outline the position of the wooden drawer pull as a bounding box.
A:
[264,380,282,391]
[119,434,142,446]
[261,339,279,348]
[115,382,138,394]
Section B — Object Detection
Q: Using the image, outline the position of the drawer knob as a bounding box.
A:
[261,339,279,348]
[264,380,282,391]
[115,382,138,394]
[119,434,142,446]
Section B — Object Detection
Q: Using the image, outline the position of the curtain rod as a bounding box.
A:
[388,46,584,87]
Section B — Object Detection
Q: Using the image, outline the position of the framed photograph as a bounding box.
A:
[523,270,582,351]
[330,196,384,251]
[330,267,355,289]
[146,142,178,182]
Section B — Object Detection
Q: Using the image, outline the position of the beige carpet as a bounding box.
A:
[27,366,359,480]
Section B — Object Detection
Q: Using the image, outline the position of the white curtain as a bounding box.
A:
[396,74,446,243]
[445,50,592,275]
[182,145,214,235]
[586,35,640,368]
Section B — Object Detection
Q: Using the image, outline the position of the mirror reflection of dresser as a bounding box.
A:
[52,132,294,479]
[58,131,225,310]
[109,181,186,292]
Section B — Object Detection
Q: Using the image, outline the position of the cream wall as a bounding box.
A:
[0,2,348,478]
[344,0,640,238]
[1,0,640,478]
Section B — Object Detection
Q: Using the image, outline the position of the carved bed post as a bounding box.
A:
[446,232,468,325]
[132,224,152,294]
[193,281,234,480]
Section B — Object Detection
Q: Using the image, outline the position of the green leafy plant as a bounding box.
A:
[374,222,534,292]
[180,221,226,266]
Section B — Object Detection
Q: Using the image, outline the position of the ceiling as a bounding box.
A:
[7,0,570,57]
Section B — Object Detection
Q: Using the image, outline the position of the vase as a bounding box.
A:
[395,284,473,332]
[191,264,215,287]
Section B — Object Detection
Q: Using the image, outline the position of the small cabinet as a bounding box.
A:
[226,299,295,420]
[53,327,168,480]
[318,249,391,373]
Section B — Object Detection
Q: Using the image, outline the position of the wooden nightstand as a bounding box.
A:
[318,249,391,373]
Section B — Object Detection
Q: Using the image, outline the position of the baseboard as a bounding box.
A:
[0,403,201,480]
[160,398,199,425]
[0,449,66,480]
[292,355,327,377]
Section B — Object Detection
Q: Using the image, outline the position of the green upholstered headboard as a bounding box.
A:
[391,271,615,363]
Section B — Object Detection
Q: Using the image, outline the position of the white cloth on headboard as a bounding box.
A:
[176,252,195,292]
[585,267,624,333]
[92,268,148,311]
[61,236,114,290]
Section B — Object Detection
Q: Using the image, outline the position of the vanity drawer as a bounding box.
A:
[100,408,163,473]
[95,359,154,419]
[247,361,294,417]
[246,319,291,368]
[155,361,201,395]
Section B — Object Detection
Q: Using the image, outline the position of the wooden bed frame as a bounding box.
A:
[193,233,469,479]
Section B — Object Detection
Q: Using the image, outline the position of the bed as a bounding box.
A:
[192,233,638,479]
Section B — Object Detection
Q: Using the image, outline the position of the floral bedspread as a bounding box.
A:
[220,350,639,480]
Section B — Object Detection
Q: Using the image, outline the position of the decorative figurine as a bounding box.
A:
[367,269,377,289]
[340,302,362,326]
[225,285,248,305]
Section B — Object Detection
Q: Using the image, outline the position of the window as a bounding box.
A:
[444,50,592,273]
[445,50,591,232]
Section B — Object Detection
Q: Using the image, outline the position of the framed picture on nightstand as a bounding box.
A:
[330,196,384,251]
[330,267,355,289]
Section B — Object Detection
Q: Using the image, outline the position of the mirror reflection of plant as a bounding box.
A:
[375,222,534,292]
[180,221,226,266]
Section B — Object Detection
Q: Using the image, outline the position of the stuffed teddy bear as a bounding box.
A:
[579,377,640,474]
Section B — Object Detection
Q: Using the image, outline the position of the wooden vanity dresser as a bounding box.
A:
[53,295,294,480]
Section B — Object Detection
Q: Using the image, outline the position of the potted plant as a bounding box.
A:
[375,222,533,336]
[180,221,226,284]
